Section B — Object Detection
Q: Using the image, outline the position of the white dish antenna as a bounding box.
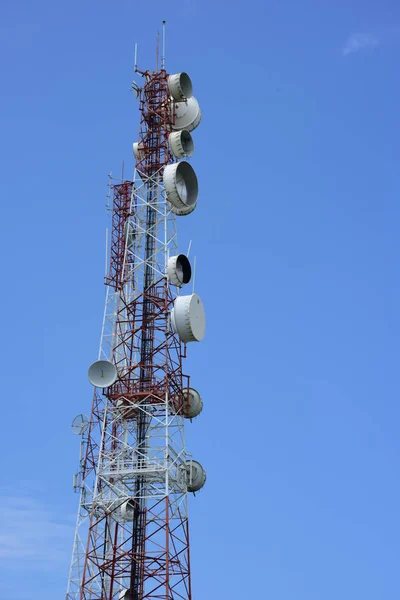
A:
[171,96,202,132]
[163,161,198,212]
[170,293,206,343]
[185,459,206,492]
[168,130,194,158]
[182,388,203,419]
[168,72,193,101]
[121,498,136,521]
[71,413,89,435]
[88,360,118,388]
[133,142,144,160]
[167,254,191,287]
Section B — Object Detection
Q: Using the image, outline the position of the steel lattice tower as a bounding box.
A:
[66,29,206,600]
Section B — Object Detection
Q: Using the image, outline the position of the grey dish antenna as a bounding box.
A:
[168,130,194,158]
[170,293,206,343]
[163,161,198,213]
[88,360,118,388]
[167,254,191,287]
[72,414,89,435]
[171,97,202,132]
[168,72,193,101]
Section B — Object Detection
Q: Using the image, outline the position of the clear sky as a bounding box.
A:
[1,0,400,598]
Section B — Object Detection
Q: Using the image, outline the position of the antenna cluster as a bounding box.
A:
[67,29,207,600]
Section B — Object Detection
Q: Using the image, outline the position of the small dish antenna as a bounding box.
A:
[185,459,206,492]
[182,387,203,419]
[121,498,136,521]
[133,142,144,160]
[88,360,118,388]
[71,413,89,435]
[167,254,191,287]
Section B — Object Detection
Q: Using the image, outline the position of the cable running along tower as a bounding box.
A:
[67,27,206,600]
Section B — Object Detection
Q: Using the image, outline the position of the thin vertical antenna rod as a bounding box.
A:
[161,21,166,70]
[156,31,160,71]
[107,171,112,210]
[134,42,138,72]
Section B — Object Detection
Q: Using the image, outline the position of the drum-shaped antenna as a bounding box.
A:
[171,97,202,132]
[167,254,191,287]
[170,293,206,343]
[163,161,198,211]
[71,414,89,435]
[168,130,194,158]
[88,360,118,388]
[121,498,136,521]
[182,388,203,419]
[168,72,193,101]
[185,459,206,492]
[133,142,144,160]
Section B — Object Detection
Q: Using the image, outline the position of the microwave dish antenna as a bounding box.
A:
[168,130,194,158]
[133,142,144,160]
[170,293,206,343]
[163,161,198,211]
[167,254,192,286]
[71,413,89,435]
[185,460,206,492]
[171,96,202,132]
[182,388,203,419]
[88,360,118,388]
[168,72,193,101]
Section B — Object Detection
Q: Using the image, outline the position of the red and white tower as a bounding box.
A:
[66,26,206,600]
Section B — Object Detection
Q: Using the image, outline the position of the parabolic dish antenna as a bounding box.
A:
[88,360,118,388]
[168,130,194,158]
[171,96,202,132]
[163,161,198,212]
[168,72,193,101]
[71,413,89,435]
[185,459,206,492]
[121,498,136,521]
[133,141,144,160]
[171,293,206,343]
[167,254,191,287]
[182,387,203,419]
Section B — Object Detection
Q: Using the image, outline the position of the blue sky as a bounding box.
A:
[1,0,400,598]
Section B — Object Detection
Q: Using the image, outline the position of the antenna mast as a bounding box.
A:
[66,23,205,600]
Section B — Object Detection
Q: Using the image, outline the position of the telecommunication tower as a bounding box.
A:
[66,24,206,600]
